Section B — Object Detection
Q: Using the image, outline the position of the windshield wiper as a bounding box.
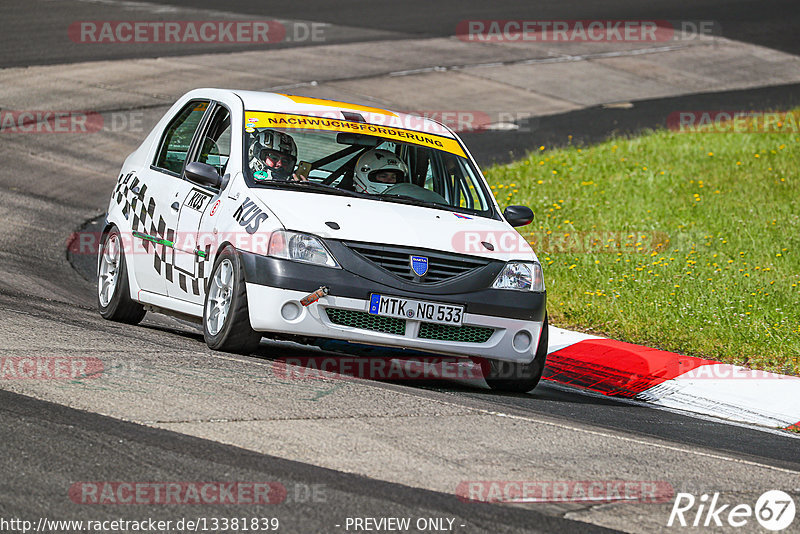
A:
[378,194,449,211]
[259,180,362,198]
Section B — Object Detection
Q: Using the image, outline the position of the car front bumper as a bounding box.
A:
[240,251,546,364]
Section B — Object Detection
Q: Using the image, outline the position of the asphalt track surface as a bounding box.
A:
[464,82,800,165]
[0,390,606,534]
[3,1,800,533]
[1,0,798,67]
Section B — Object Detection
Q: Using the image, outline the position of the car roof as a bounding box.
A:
[229,89,457,139]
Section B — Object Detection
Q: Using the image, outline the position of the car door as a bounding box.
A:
[129,99,211,297]
[166,102,232,304]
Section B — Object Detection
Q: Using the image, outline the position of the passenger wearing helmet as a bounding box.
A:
[249,129,303,181]
[353,149,409,194]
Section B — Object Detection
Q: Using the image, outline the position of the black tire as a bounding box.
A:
[97,227,146,324]
[203,246,262,354]
[483,315,549,393]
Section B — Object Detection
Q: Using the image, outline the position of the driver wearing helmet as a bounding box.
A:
[353,149,409,194]
[249,129,306,181]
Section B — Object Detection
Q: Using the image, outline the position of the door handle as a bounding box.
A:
[171,202,180,211]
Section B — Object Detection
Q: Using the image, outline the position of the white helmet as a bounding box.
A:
[249,129,297,180]
[353,149,409,194]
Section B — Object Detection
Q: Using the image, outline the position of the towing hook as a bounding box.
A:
[300,286,330,307]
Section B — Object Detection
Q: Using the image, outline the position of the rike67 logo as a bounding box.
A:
[668,490,796,531]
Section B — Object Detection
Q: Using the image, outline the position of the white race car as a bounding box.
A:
[98,88,548,391]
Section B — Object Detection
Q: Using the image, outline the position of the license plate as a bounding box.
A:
[368,294,464,326]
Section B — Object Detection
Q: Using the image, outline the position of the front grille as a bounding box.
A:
[325,308,406,336]
[418,322,494,343]
[345,242,490,283]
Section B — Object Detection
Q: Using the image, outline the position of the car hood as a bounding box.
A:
[251,188,536,262]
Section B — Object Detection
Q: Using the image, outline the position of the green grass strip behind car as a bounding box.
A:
[485,114,800,375]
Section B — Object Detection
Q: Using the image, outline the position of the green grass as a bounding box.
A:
[484,121,800,376]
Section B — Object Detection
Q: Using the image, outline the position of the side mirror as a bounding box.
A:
[184,161,222,189]
[503,205,534,227]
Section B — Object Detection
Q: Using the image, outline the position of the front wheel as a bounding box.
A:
[97,227,146,324]
[203,246,262,354]
[482,315,549,393]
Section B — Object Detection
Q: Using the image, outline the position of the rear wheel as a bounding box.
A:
[483,315,549,393]
[97,227,146,324]
[203,246,262,354]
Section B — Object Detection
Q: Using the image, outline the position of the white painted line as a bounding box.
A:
[385,385,800,475]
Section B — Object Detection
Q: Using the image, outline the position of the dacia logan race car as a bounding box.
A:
[98,88,548,391]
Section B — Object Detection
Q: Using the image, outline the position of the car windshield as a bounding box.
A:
[243,111,494,216]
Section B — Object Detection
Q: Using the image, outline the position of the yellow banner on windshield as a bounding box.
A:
[245,111,466,158]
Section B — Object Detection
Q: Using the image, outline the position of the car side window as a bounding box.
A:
[402,145,449,198]
[154,100,210,174]
[397,144,488,209]
[192,105,231,177]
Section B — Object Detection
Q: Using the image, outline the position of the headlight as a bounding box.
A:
[492,261,544,292]
[268,230,339,268]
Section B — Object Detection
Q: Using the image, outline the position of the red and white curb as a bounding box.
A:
[544,327,800,431]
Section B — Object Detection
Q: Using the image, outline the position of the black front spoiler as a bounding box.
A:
[239,250,546,322]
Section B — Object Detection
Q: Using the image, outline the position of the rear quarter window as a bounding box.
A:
[154,100,209,174]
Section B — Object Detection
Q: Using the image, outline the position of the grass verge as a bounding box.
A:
[484,116,800,375]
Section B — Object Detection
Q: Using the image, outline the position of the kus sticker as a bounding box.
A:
[185,190,211,211]
[233,196,268,234]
